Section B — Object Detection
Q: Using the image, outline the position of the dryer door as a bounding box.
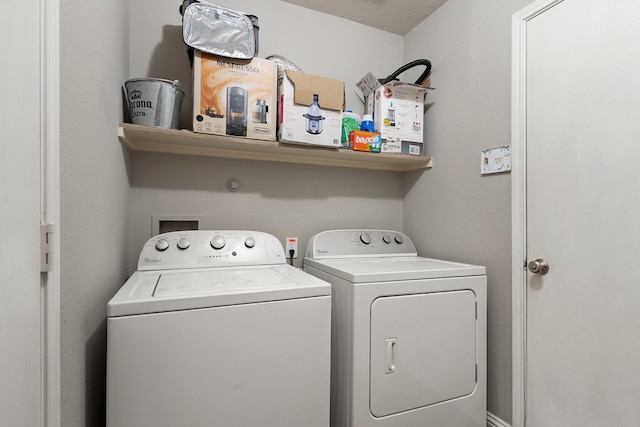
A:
[369,290,477,417]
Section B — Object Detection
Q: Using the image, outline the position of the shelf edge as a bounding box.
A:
[118,123,432,172]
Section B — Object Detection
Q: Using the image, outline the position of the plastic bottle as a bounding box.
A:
[360,114,375,132]
[341,110,361,147]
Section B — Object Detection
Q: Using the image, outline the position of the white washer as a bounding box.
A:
[107,230,331,427]
[303,229,487,427]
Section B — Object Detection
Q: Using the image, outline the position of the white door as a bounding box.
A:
[0,0,56,425]
[514,0,640,425]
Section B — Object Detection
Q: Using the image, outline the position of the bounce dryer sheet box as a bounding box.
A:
[278,70,345,147]
[374,82,428,151]
[193,51,277,141]
[350,130,381,152]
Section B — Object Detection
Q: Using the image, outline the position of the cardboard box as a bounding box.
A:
[381,137,424,156]
[193,51,277,140]
[374,82,428,150]
[278,70,345,147]
[380,137,402,154]
[402,140,424,156]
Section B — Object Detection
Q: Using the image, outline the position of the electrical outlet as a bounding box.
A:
[286,237,298,259]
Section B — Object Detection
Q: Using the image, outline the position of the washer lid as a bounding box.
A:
[108,264,331,317]
[304,256,485,283]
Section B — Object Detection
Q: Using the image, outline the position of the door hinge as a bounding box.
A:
[41,224,55,272]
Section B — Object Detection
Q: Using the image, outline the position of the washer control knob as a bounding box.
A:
[177,237,190,250]
[395,235,404,244]
[155,239,169,251]
[359,232,371,245]
[382,235,392,244]
[244,237,256,248]
[210,235,226,250]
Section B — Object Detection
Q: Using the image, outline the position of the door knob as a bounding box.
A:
[528,259,550,275]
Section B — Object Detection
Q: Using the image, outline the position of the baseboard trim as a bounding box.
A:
[487,411,511,427]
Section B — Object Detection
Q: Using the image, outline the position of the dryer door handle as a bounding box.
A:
[385,338,397,374]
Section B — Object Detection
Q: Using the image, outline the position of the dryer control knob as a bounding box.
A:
[177,237,190,250]
[359,232,371,245]
[244,237,256,248]
[155,239,169,251]
[210,235,226,250]
[395,235,404,244]
[382,235,392,244]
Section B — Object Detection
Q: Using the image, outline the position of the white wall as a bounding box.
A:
[60,1,130,426]
[402,0,535,423]
[127,0,407,270]
[128,155,404,269]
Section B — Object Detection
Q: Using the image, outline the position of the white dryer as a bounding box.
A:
[107,230,331,427]
[303,229,487,427]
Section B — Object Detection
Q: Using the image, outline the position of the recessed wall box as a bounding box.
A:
[152,215,202,235]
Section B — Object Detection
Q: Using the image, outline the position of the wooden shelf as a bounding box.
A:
[118,123,432,172]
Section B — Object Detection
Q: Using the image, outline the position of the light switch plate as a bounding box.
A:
[481,145,511,175]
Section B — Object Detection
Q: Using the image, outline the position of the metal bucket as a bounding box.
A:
[124,78,185,129]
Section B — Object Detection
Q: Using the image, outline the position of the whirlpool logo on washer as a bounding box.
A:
[144,257,162,264]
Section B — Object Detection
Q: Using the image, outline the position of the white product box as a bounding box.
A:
[278,70,345,148]
[193,51,277,141]
[380,138,424,156]
[374,82,428,152]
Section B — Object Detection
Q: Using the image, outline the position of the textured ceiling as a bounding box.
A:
[282,0,447,36]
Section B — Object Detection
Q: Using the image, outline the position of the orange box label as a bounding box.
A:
[350,130,381,152]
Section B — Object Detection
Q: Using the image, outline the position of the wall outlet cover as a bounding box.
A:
[481,145,511,175]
